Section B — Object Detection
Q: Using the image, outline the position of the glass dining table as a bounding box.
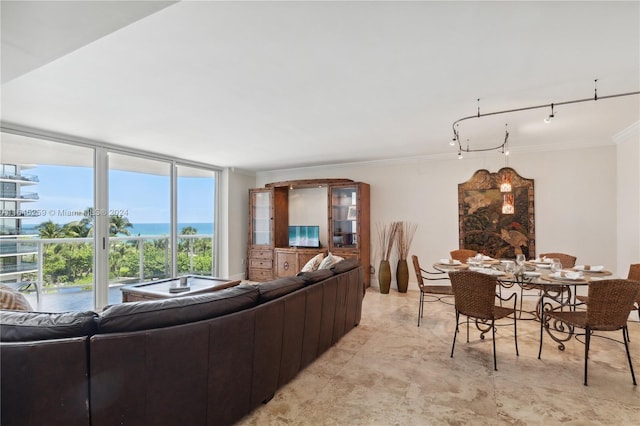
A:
[433,258,614,350]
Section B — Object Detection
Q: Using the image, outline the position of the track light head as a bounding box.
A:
[544,103,555,124]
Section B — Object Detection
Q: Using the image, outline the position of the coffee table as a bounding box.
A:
[120,275,242,302]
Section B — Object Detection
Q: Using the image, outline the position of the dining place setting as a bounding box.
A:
[428,249,640,386]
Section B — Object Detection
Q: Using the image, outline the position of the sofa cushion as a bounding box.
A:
[0,310,98,342]
[318,252,344,270]
[300,253,325,272]
[257,277,306,303]
[0,285,33,311]
[98,284,259,333]
[296,268,333,285]
[330,258,361,274]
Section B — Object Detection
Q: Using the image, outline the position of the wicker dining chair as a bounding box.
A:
[412,255,451,326]
[448,270,518,370]
[538,279,640,386]
[576,264,640,318]
[450,249,478,263]
[627,264,640,321]
[539,252,577,268]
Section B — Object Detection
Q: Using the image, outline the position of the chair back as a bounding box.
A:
[540,252,577,268]
[412,255,425,290]
[628,264,640,281]
[450,249,478,263]
[586,279,640,330]
[448,271,498,320]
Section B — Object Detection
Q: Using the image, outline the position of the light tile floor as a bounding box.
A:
[238,286,640,425]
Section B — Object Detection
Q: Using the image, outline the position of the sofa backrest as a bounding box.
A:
[256,276,306,303]
[0,310,98,342]
[98,283,259,333]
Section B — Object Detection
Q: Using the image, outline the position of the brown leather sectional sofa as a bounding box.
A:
[0,259,364,426]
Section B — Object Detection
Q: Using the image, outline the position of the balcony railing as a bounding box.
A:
[0,172,39,183]
[0,241,38,255]
[0,209,43,218]
[0,191,39,200]
[7,234,214,312]
[0,262,38,275]
[0,227,38,237]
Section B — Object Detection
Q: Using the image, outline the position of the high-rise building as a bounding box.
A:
[0,164,39,287]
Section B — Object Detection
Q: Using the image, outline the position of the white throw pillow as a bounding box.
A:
[301,253,325,272]
[318,252,344,270]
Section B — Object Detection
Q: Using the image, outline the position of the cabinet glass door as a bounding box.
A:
[252,190,272,245]
[331,186,358,248]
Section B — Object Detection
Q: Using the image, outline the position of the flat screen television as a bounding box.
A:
[289,225,321,248]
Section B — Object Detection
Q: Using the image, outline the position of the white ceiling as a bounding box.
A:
[1,1,639,172]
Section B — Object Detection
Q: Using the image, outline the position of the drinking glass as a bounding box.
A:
[550,258,563,275]
[475,253,484,267]
[504,260,516,274]
[514,254,526,274]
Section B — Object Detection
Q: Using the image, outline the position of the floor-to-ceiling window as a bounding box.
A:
[107,153,171,305]
[177,165,216,276]
[1,133,94,311]
[1,129,220,311]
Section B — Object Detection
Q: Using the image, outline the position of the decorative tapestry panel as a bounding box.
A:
[458,167,535,259]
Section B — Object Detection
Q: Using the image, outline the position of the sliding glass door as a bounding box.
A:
[107,153,171,305]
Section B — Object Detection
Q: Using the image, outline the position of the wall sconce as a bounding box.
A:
[502,193,515,214]
[500,174,512,193]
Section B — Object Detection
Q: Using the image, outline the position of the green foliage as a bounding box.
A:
[34,215,213,287]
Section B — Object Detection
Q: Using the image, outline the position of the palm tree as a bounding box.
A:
[63,220,91,238]
[180,226,198,235]
[109,215,133,237]
[36,220,65,238]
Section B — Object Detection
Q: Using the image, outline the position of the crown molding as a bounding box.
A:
[612,121,639,144]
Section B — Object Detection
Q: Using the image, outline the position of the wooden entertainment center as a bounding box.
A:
[247,178,370,287]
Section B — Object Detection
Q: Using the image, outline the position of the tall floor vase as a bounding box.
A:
[378,260,391,294]
[396,259,409,293]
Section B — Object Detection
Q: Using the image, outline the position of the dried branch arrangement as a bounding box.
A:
[395,221,418,260]
[376,222,399,262]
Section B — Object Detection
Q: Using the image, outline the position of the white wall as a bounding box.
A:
[288,187,329,247]
[221,168,255,280]
[616,123,640,276]
[251,144,627,291]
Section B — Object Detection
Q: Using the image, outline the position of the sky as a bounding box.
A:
[22,165,215,227]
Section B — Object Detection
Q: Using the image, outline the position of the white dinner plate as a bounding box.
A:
[574,265,604,272]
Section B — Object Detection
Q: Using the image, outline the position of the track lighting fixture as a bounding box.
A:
[543,103,555,124]
[449,79,639,158]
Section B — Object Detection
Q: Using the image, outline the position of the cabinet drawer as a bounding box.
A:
[250,249,273,260]
[250,259,273,269]
[249,269,273,281]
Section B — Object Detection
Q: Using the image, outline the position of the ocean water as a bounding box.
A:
[129,222,213,236]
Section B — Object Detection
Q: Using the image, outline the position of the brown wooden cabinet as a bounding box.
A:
[247,179,370,287]
[328,182,370,287]
[275,247,325,277]
[246,187,288,281]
